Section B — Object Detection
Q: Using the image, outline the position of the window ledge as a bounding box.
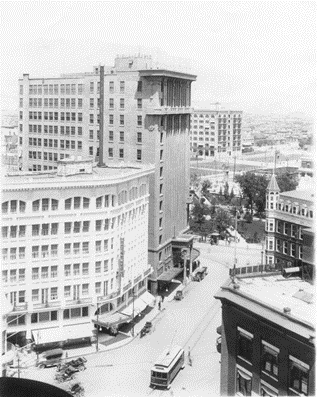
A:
[261,371,278,382]
[237,356,252,366]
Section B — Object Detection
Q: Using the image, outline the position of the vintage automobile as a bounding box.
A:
[36,348,64,369]
[174,290,184,301]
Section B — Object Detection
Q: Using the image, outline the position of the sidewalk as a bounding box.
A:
[18,284,189,368]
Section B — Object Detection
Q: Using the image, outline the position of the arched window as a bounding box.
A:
[96,196,103,208]
[32,200,40,212]
[65,198,72,210]
[19,201,26,213]
[52,199,58,211]
[83,197,90,209]
[2,202,8,213]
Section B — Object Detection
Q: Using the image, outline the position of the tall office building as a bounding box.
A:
[18,55,197,293]
[190,109,242,157]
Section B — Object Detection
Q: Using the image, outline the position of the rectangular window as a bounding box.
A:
[236,366,252,396]
[283,241,288,255]
[109,81,114,93]
[291,224,296,237]
[119,148,124,159]
[137,98,142,109]
[120,98,124,109]
[237,327,253,363]
[82,263,89,275]
[289,356,309,396]
[73,263,80,276]
[90,82,94,93]
[108,148,113,158]
[137,115,142,126]
[120,81,125,93]
[82,284,89,295]
[90,114,94,124]
[64,264,71,277]
[137,149,142,161]
[64,286,71,297]
[32,289,39,301]
[95,261,101,273]
[284,223,288,235]
[78,84,83,95]
[120,115,124,125]
[83,221,90,232]
[261,341,279,378]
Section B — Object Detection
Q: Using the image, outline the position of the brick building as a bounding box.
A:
[215,274,315,396]
[265,174,314,274]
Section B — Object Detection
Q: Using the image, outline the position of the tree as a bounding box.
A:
[214,208,234,233]
[229,188,235,200]
[223,182,230,202]
[276,172,298,193]
[190,172,199,189]
[235,172,268,215]
[201,180,211,196]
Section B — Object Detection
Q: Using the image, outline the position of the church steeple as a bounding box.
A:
[266,173,280,210]
[267,173,280,192]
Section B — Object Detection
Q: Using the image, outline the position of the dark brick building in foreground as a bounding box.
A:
[215,274,315,396]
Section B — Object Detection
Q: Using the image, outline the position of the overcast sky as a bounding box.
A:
[1,1,316,116]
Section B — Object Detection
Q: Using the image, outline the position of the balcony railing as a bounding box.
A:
[146,106,194,115]
[65,297,92,306]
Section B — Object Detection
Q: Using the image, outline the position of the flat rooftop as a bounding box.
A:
[215,274,315,338]
[3,163,154,188]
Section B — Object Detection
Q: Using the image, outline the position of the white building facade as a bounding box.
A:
[190,109,242,158]
[1,159,154,347]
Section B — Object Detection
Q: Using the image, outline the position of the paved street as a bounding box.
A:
[24,242,261,396]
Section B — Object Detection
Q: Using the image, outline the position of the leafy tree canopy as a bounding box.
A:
[234,172,268,215]
[276,172,298,193]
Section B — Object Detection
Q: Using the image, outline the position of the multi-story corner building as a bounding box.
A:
[265,174,314,273]
[189,109,242,157]
[214,274,315,396]
[18,55,197,293]
[1,159,154,347]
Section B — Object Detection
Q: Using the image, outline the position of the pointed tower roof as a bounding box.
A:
[267,173,280,192]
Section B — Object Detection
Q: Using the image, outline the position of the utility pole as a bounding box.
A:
[96,302,99,352]
[132,289,135,337]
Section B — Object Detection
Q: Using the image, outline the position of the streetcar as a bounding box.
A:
[150,345,185,389]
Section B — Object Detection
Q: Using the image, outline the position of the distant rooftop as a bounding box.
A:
[280,189,314,202]
[215,274,315,339]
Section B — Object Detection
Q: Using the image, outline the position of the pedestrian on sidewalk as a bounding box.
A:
[158,301,161,311]
[188,347,192,366]
[161,295,164,303]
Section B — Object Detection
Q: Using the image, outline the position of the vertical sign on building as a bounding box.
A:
[119,238,125,277]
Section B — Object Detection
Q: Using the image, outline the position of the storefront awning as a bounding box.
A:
[139,291,155,307]
[118,297,147,317]
[32,323,93,345]
[32,328,65,345]
[93,312,130,328]
[157,267,183,282]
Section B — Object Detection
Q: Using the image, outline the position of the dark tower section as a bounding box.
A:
[98,65,105,166]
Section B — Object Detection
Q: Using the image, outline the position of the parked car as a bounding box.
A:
[36,348,64,369]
